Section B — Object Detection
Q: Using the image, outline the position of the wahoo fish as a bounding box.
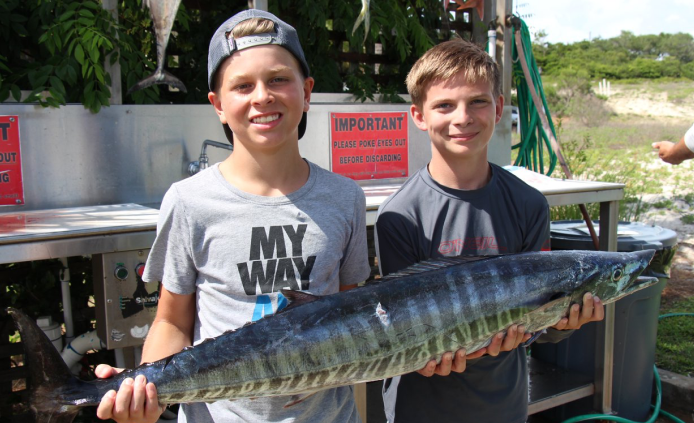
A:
[8,250,657,423]
[126,0,187,95]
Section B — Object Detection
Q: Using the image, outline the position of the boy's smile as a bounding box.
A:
[411,74,503,162]
[209,45,314,152]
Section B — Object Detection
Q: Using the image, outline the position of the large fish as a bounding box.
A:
[9,249,657,423]
[126,0,187,95]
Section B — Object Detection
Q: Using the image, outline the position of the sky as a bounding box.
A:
[516,0,694,44]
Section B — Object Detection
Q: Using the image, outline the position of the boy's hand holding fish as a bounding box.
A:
[417,324,531,377]
[95,365,163,423]
[551,292,604,331]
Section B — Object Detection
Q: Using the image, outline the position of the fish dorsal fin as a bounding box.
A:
[277,289,321,313]
[378,255,498,282]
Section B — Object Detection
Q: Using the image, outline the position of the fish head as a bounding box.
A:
[573,249,659,305]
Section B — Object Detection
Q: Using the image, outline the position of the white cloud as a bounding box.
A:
[522,0,694,44]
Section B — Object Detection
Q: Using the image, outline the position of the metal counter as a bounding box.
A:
[0,204,158,264]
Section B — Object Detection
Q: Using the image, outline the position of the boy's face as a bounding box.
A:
[411,73,503,162]
[208,45,314,151]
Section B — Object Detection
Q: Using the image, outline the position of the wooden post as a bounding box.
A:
[354,382,367,423]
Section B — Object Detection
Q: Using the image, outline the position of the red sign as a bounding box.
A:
[0,116,24,206]
[330,112,408,180]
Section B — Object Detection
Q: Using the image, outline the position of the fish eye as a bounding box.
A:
[612,268,623,281]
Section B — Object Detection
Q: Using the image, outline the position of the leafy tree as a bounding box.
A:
[533,30,694,81]
[1,0,451,111]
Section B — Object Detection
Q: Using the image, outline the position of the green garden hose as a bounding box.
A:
[559,313,694,423]
[510,16,558,176]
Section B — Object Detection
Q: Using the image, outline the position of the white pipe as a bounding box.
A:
[61,330,105,374]
[37,315,63,352]
[59,257,75,344]
[488,29,497,62]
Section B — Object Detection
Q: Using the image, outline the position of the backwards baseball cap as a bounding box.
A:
[208,9,311,142]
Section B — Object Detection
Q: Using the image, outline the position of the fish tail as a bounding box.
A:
[126,69,188,95]
[6,307,81,423]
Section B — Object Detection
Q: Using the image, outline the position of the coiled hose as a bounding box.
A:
[510,16,558,176]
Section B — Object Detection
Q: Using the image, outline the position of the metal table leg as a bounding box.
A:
[594,200,619,414]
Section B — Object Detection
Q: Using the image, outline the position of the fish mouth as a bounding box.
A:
[610,275,659,303]
[632,275,659,289]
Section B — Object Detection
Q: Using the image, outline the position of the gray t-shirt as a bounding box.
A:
[375,163,564,423]
[143,161,371,423]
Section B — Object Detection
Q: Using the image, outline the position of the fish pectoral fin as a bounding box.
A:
[283,391,321,408]
[279,289,321,313]
[523,295,573,328]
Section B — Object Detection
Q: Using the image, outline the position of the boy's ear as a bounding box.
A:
[303,77,315,112]
[208,91,227,125]
[495,95,504,124]
[410,104,428,131]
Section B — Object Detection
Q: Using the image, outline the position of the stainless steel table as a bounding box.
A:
[0,203,158,264]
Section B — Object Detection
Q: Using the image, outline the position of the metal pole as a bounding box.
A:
[59,257,75,345]
[594,200,619,414]
[252,0,268,10]
[102,0,122,105]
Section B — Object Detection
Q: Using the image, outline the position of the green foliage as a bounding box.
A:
[652,199,674,209]
[1,0,448,110]
[540,115,693,225]
[274,0,442,100]
[3,260,63,320]
[681,193,694,206]
[533,30,694,81]
[542,68,611,127]
[656,299,694,376]
[0,0,121,112]
[545,135,646,223]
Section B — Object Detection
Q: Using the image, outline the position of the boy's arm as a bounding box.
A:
[141,286,196,361]
[96,285,195,423]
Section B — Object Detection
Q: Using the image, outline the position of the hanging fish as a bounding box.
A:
[126,0,187,95]
[352,0,371,45]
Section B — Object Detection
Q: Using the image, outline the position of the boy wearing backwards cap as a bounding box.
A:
[95,9,372,423]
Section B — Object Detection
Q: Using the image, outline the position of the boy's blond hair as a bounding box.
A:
[406,38,501,107]
[229,18,275,39]
[213,18,277,92]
